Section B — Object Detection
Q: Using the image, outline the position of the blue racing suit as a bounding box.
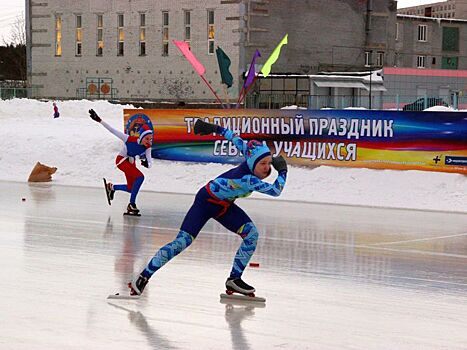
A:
[141,127,287,280]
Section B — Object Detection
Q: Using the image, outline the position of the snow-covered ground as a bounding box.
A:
[0,98,465,213]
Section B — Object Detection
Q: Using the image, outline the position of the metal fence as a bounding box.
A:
[0,87,32,99]
[2,89,466,111]
[245,93,467,111]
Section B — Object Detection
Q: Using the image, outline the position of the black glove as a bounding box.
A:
[194,119,220,135]
[272,155,287,173]
[141,159,149,168]
[89,109,101,122]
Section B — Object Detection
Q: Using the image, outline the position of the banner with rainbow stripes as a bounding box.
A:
[123,109,467,174]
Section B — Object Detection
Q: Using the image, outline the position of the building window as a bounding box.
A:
[418,24,427,41]
[55,15,62,56]
[162,11,169,56]
[364,51,371,67]
[442,56,458,69]
[442,26,459,51]
[184,10,191,47]
[96,14,104,56]
[207,10,215,54]
[117,14,124,56]
[417,55,426,68]
[395,22,400,41]
[376,51,384,66]
[139,13,146,56]
[75,15,82,56]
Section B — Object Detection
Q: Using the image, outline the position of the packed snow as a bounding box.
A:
[0,98,465,213]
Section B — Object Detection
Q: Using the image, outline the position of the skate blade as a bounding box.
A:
[123,212,141,217]
[107,293,140,300]
[220,293,265,303]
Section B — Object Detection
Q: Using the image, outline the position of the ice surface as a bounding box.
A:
[1,181,466,349]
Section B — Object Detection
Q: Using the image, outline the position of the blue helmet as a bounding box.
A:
[245,140,271,172]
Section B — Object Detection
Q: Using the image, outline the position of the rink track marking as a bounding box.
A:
[365,232,467,246]
[22,215,467,260]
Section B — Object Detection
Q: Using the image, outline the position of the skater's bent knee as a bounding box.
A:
[237,222,258,243]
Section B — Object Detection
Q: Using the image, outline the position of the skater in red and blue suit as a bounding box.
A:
[53,102,60,118]
[89,109,153,215]
[129,119,288,296]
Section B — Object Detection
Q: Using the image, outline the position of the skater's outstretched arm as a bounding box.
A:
[193,119,247,154]
[89,109,128,142]
[219,127,248,155]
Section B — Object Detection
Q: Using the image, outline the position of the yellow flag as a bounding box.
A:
[260,34,288,77]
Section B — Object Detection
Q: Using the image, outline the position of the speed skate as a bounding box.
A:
[220,289,266,303]
[107,292,140,300]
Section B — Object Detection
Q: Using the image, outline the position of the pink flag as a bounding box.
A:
[173,40,206,76]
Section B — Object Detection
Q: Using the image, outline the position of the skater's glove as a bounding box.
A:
[194,119,220,135]
[88,109,101,123]
[141,159,149,168]
[272,155,288,174]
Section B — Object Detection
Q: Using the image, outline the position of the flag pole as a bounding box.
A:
[238,76,258,105]
[200,75,226,108]
[236,86,245,108]
[222,85,231,109]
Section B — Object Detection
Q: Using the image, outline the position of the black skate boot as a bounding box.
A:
[225,277,256,296]
[103,178,115,205]
[124,203,141,216]
[128,274,149,295]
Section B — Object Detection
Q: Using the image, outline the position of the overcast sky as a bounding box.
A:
[0,0,445,44]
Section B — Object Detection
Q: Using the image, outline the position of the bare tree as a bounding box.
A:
[0,13,26,82]
[11,14,26,46]
[2,13,26,46]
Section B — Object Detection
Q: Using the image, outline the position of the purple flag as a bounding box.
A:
[243,50,261,89]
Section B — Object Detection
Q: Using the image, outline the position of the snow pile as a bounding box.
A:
[0,98,465,213]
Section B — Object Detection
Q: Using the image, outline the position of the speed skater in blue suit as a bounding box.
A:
[129,119,288,296]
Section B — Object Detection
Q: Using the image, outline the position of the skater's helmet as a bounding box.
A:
[245,140,271,173]
[138,124,154,144]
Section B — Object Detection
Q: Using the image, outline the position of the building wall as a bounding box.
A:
[29,0,466,105]
[28,0,240,100]
[240,0,397,75]
[398,0,467,19]
[383,67,467,109]
[395,15,467,70]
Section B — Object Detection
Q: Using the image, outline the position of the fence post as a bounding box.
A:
[453,94,458,110]
[396,94,400,110]
[423,95,427,110]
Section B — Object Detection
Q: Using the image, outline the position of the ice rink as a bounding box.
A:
[1,181,466,350]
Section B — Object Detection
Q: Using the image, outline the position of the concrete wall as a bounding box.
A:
[242,0,397,75]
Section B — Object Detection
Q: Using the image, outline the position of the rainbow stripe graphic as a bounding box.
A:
[123,109,467,174]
